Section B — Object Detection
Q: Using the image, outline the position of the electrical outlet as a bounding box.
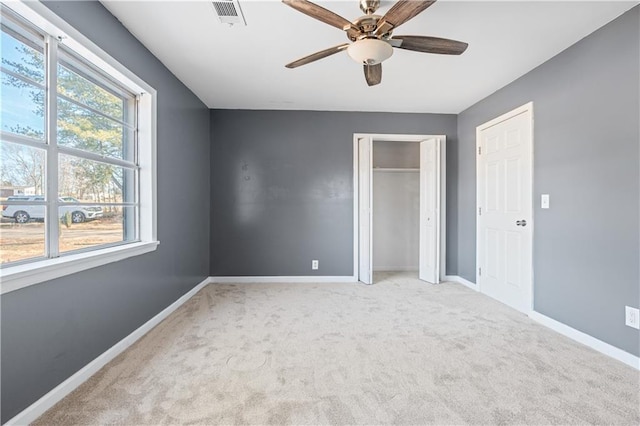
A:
[625,306,640,329]
[311,260,319,270]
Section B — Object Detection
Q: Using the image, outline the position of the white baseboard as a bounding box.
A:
[210,276,357,284]
[6,277,211,426]
[373,267,418,272]
[529,311,640,371]
[444,275,478,290]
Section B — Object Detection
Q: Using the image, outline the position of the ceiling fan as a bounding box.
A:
[283,0,468,86]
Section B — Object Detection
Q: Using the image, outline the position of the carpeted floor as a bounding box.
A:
[35,272,639,425]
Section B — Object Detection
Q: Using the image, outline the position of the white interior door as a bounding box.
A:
[358,136,373,284]
[419,138,440,283]
[477,105,533,313]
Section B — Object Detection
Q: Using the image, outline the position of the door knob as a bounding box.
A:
[516,220,527,227]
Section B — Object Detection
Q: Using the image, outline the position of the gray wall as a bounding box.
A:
[210,110,457,277]
[1,2,210,422]
[457,6,639,356]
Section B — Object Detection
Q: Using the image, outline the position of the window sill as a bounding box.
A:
[0,241,159,294]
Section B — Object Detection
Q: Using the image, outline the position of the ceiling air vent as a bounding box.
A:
[212,0,246,26]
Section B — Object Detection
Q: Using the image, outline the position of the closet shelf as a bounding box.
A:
[373,167,420,172]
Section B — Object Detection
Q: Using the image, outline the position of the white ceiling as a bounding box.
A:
[101,1,637,113]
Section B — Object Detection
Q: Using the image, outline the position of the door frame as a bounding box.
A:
[353,133,447,283]
[476,102,534,312]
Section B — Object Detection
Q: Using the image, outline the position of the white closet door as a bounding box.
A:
[419,138,440,283]
[358,136,373,284]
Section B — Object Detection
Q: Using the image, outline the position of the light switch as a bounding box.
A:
[541,194,550,209]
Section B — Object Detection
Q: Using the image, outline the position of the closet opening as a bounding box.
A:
[353,134,446,285]
[373,141,420,280]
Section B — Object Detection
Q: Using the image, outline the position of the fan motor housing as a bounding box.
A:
[348,15,386,41]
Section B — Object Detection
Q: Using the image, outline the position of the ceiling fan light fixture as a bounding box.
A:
[347,38,393,65]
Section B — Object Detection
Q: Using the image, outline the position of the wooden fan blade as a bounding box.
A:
[392,35,468,55]
[282,0,355,31]
[286,43,350,69]
[364,63,382,86]
[375,1,436,35]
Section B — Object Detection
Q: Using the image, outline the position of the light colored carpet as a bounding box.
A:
[35,272,639,425]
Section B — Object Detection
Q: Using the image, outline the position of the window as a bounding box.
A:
[0,1,157,293]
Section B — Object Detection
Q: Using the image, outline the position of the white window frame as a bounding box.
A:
[0,0,158,294]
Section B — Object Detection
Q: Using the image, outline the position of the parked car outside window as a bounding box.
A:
[2,196,103,224]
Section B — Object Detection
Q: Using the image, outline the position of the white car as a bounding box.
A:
[2,195,103,224]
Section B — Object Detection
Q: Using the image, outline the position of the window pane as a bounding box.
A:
[57,98,134,160]
[1,75,45,139]
[1,27,45,84]
[57,63,124,122]
[0,209,46,264]
[59,205,135,254]
[58,154,135,203]
[0,141,46,195]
